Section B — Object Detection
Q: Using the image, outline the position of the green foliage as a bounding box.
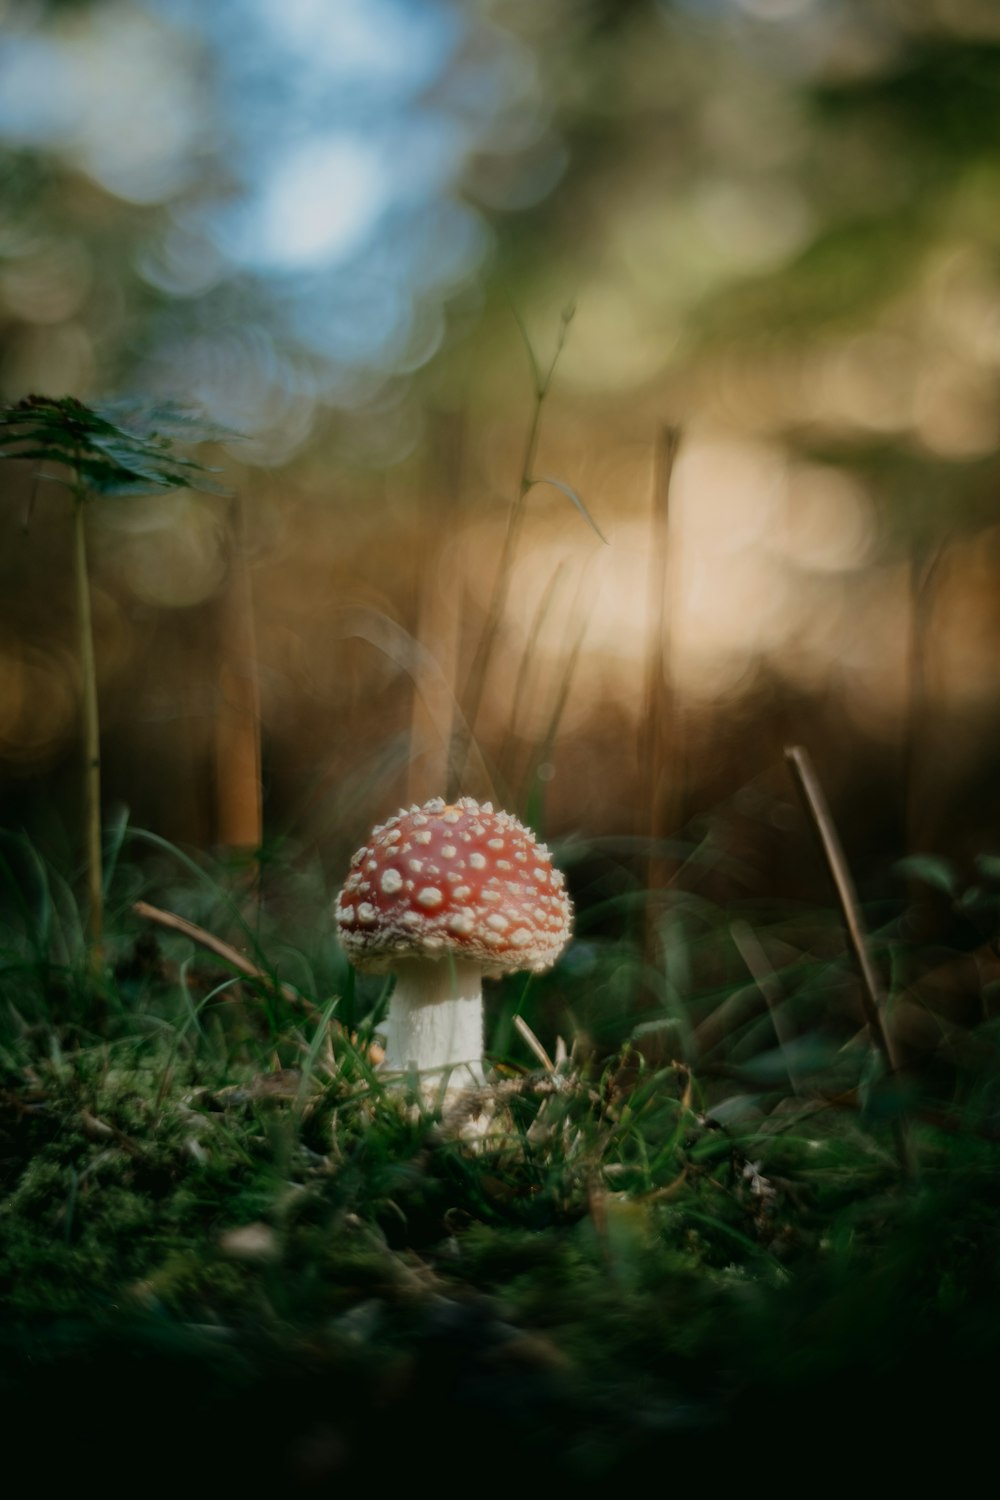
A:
[0,393,234,955]
[0,394,231,499]
[2,833,1000,1478]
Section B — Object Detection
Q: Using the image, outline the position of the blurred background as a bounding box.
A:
[1,0,1000,904]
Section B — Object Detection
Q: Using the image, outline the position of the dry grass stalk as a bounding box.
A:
[784,743,912,1173]
[408,411,465,806]
[641,426,683,981]
[452,308,575,792]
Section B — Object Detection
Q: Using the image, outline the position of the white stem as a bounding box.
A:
[381,957,485,1087]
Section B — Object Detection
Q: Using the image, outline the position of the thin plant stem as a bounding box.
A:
[643,426,683,887]
[784,743,912,1173]
[452,307,574,791]
[642,427,682,1009]
[408,410,465,805]
[73,484,103,960]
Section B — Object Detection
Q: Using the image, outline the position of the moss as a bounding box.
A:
[2,900,1000,1482]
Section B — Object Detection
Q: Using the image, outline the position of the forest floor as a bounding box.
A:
[2,840,999,1485]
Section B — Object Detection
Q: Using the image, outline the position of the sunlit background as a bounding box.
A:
[2,0,1000,889]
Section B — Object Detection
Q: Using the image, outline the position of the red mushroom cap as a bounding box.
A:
[335,796,572,976]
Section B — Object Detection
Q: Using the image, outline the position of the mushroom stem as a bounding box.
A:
[381,957,485,1087]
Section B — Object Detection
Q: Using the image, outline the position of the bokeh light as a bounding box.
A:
[1,0,999,859]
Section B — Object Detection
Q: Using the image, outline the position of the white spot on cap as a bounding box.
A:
[408,859,423,873]
[487,913,509,932]
[483,931,503,947]
[469,852,486,870]
[441,844,457,860]
[381,868,403,895]
[402,911,423,927]
[382,829,402,845]
[425,798,445,814]
[488,838,504,851]
[514,851,528,862]
[453,885,471,901]
[448,911,474,935]
[366,859,378,872]
[417,886,444,909]
[338,904,356,924]
[442,809,462,824]
[497,860,512,872]
[532,868,549,883]
[482,802,494,813]
[511,928,533,947]
[413,830,432,845]
[357,903,377,925]
[470,822,485,836]
[482,889,500,903]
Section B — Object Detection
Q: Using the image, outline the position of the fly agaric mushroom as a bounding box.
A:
[335,796,572,1089]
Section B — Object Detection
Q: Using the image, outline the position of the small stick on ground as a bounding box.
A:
[784,745,912,1173]
[132,900,318,1018]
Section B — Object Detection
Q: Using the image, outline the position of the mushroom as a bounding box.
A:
[335,796,572,1090]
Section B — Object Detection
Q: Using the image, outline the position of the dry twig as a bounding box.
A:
[132,899,318,1018]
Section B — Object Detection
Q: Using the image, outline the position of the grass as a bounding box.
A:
[2,821,999,1483]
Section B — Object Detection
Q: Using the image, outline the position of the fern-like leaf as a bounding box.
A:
[0,394,234,498]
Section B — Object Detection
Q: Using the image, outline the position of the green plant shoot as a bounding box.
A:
[0,395,230,961]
